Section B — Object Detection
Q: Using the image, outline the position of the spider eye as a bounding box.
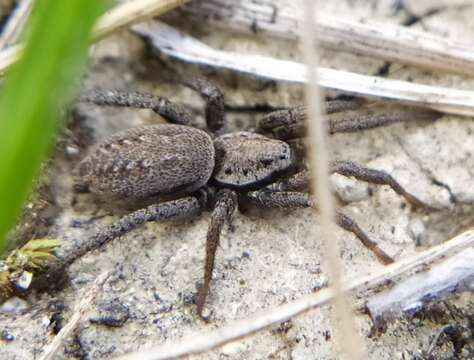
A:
[260,158,273,167]
[224,167,232,175]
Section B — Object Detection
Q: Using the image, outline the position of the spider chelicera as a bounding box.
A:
[70,74,439,318]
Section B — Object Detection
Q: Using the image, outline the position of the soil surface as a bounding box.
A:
[1,1,474,359]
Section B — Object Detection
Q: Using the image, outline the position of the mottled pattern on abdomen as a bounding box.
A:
[75,124,215,201]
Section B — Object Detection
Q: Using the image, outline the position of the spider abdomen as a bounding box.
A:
[75,124,215,201]
[213,132,292,189]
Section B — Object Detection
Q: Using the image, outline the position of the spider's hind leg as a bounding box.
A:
[175,73,225,133]
[78,73,226,133]
[63,196,203,265]
[34,196,204,290]
[78,89,197,127]
[197,189,238,319]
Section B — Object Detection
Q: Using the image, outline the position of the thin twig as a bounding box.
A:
[0,0,33,50]
[425,325,453,356]
[301,1,364,359]
[0,0,190,74]
[405,0,471,16]
[113,230,474,360]
[367,247,474,327]
[183,0,474,75]
[133,21,474,117]
[94,0,190,40]
[38,271,110,360]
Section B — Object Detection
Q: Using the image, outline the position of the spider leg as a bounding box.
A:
[256,98,365,133]
[328,108,440,135]
[330,160,429,208]
[197,189,238,318]
[78,74,225,133]
[268,160,427,208]
[78,90,197,127]
[33,196,204,289]
[244,190,394,264]
[62,196,203,265]
[175,74,225,133]
[259,106,440,140]
[267,170,311,192]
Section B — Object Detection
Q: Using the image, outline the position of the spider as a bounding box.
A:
[72,74,440,318]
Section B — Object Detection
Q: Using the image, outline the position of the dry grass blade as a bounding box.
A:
[0,0,33,50]
[94,0,190,40]
[133,21,474,117]
[367,247,474,327]
[38,271,110,360]
[0,42,21,73]
[183,0,474,75]
[112,228,474,360]
[0,0,190,74]
[301,0,364,358]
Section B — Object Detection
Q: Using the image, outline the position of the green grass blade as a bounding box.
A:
[0,0,106,254]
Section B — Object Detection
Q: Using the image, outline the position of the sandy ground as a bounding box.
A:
[1,1,474,359]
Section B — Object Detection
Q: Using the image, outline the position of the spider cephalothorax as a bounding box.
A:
[73,75,440,318]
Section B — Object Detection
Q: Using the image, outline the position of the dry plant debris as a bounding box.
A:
[1,1,474,359]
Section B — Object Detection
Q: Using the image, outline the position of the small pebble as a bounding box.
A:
[331,173,369,203]
[0,330,15,342]
[89,301,130,327]
[12,271,33,291]
[66,146,79,156]
[409,218,425,242]
[0,297,29,313]
[221,340,246,356]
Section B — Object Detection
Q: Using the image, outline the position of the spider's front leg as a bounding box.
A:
[256,98,365,134]
[257,102,441,140]
[330,160,431,208]
[244,190,394,265]
[268,160,429,208]
[197,189,238,318]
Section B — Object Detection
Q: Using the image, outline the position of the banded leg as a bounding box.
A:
[259,106,440,140]
[256,98,365,133]
[268,160,427,208]
[176,74,225,133]
[329,108,440,134]
[244,190,394,264]
[78,75,225,132]
[62,197,203,265]
[330,160,427,208]
[78,90,196,127]
[197,189,238,318]
[267,170,311,192]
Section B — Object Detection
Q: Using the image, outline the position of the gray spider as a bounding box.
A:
[72,75,439,318]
